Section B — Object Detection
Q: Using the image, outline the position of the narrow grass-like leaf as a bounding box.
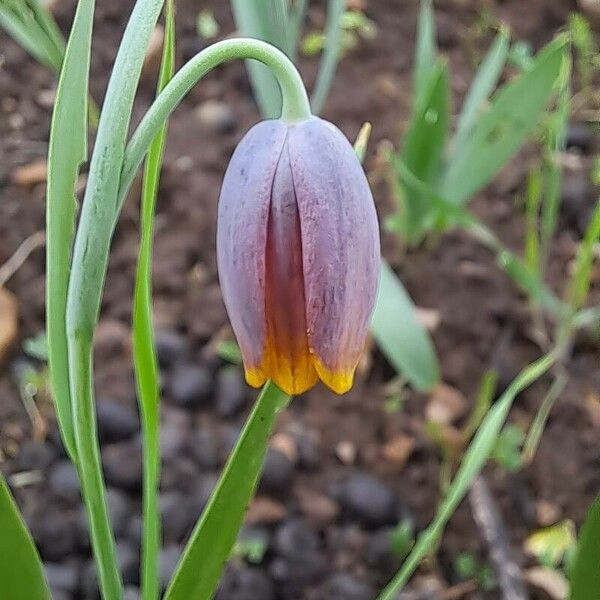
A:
[0,0,64,71]
[414,0,436,103]
[311,0,345,114]
[443,36,566,205]
[521,372,567,464]
[288,0,308,62]
[371,261,440,392]
[230,0,284,117]
[566,199,600,312]
[0,475,51,600]
[65,1,166,599]
[398,59,449,242]
[46,0,96,463]
[453,28,509,149]
[524,167,542,275]
[569,493,600,599]
[376,352,556,599]
[164,382,290,600]
[133,2,175,599]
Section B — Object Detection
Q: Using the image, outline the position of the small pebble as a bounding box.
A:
[155,328,188,367]
[215,366,247,417]
[274,519,319,560]
[195,99,236,134]
[190,427,220,470]
[566,121,593,152]
[168,363,213,408]
[161,491,197,543]
[102,439,143,491]
[260,448,294,495]
[215,564,275,600]
[327,573,376,600]
[124,587,140,600]
[31,511,78,562]
[365,528,402,575]
[159,545,182,591]
[16,440,56,471]
[96,398,139,442]
[48,460,80,503]
[44,562,79,593]
[337,472,397,527]
[117,540,140,586]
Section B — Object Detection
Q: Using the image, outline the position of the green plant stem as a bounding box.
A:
[68,333,123,600]
[118,37,311,212]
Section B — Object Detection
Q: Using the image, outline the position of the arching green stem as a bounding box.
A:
[116,37,311,215]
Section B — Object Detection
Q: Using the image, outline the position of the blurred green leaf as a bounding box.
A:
[569,494,600,599]
[525,520,576,568]
[23,332,48,361]
[376,352,556,599]
[454,28,509,150]
[491,423,524,472]
[414,0,436,102]
[443,36,566,205]
[371,261,440,392]
[0,475,51,600]
[396,59,449,243]
[217,340,243,365]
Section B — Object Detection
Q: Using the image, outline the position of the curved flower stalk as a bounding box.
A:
[217,117,380,394]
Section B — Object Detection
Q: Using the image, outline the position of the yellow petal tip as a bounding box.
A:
[313,357,355,395]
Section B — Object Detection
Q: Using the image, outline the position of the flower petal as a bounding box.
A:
[216,120,288,386]
[261,144,318,395]
[288,117,380,394]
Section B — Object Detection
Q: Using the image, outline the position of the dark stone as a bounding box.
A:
[562,171,595,235]
[274,519,319,559]
[124,587,140,600]
[44,562,79,593]
[215,564,275,600]
[102,439,143,491]
[48,460,80,503]
[190,427,220,470]
[16,441,56,471]
[106,488,133,537]
[192,473,219,513]
[365,528,402,575]
[80,559,99,600]
[260,448,294,495]
[30,510,78,561]
[52,591,74,600]
[96,398,139,443]
[168,362,213,408]
[219,425,242,462]
[155,329,187,368]
[160,416,190,463]
[214,367,247,417]
[196,100,237,134]
[160,491,197,543]
[159,545,182,591]
[117,539,140,586]
[296,431,321,471]
[126,514,143,547]
[566,121,593,152]
[327,573,376,600]
[337,473,396,527]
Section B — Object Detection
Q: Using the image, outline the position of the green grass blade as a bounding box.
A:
[566,199,600,312]
[0,4,62,71]
[443,36,567,205]
[453,28,509,149]
[376,352,556,599]
[569,493,600,599]
[414,0,436,103]
[310,0,345,114]
[524,167,542,276]
[371,261,440,392]
[230,0,284,117]
[0,475,51,600]
[398,59,449,243]
[133,3,175,599]
[164,382,290,600]
[46,0,96,463]
[288,0,308,61]
[27,0,65,62]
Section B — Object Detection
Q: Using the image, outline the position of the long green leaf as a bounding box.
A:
[371,261,440,392]
[133,2,175,599]
[164,382,289,600]
[311,0,345,114]
[46,0,96,462]
[414,0,436,103]
[453,28,509,149]
[443,36,566,205]
[0,475,51,600]
[398,59,449,243]
[566,199,600,313]
[569,494,600,599]
[376,352,556,599]
[230,0,284,117]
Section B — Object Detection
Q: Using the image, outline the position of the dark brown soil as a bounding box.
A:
[0,1,599,599]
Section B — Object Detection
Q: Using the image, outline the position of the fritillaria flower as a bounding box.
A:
[217,116,380,395]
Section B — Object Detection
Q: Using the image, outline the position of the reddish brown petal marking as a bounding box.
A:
[217,120,288,385]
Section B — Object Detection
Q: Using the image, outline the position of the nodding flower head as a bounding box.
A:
[217,116,380,395]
